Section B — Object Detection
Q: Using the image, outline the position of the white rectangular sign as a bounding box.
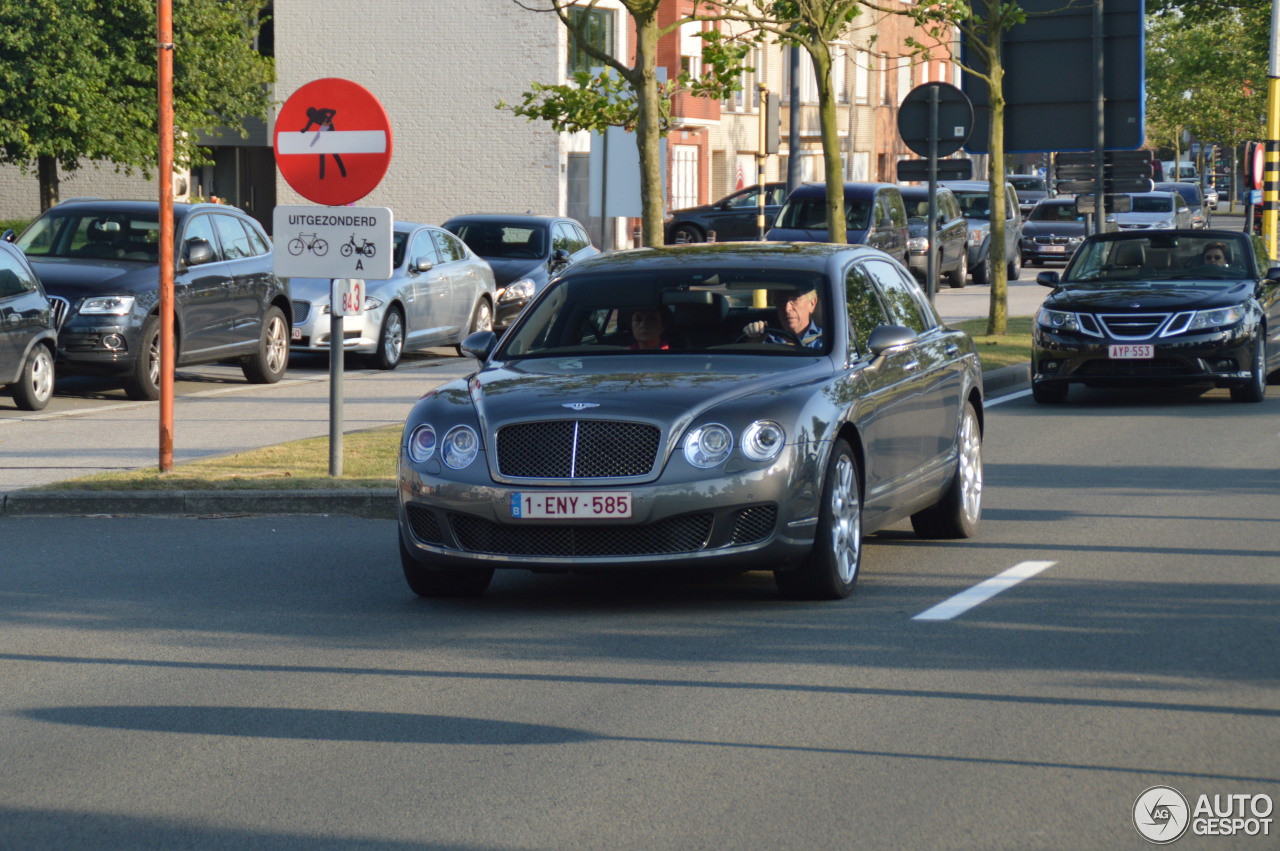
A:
[272,205,394,280]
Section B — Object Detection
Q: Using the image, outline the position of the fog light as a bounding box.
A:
[1040,360,1060,373]
[101,334,125,351]
[1212,358,1236,372]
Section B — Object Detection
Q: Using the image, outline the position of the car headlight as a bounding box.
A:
[442,425,480,469]
[1187,305,1246,331]
[499,279,535,303]
[78,295,135,315]
[1155,219,1174,228]
[407,424,438,463]
[683,423,733,468]
[741,421,785,463]
[1038,307,1081,332]
[362,296,383,311]
[907,237,928,252]
[969,227,986,244]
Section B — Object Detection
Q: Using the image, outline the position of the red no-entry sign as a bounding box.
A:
[274,78,393,206]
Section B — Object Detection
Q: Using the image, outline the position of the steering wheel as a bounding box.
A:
[735,326,804,346]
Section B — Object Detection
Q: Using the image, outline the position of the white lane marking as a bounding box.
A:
[985,388,1032,407]
[276,130,387,155]
[913,560,1056,621]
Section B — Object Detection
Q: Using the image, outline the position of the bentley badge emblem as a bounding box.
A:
[563,402,600,411]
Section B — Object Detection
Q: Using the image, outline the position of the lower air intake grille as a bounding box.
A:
[449,513,713,557]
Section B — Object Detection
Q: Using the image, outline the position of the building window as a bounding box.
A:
[880,54,889,105]
[855,50,869,104]
[681,21,703,80]
[567,6,615,75]
[897,57,911,105]
[671,145,699,210]
[833,47,848,104]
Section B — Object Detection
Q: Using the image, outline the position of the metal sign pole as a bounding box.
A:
[927,85,939,302]
[329,282,343,477]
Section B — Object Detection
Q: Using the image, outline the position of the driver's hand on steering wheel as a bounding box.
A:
[743,320,766,341]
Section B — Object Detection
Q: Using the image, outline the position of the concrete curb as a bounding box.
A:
[2,364,1032,519]
[1,489,398,519]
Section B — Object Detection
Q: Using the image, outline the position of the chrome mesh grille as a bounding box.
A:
[292,300,312,324]
[1097,313,1170,340]
[48,296,70,332]
[496,420,660,479]
[405,505,444,545]
[1031,236,1074,245]
[449,513,713,557]
[730,505,778,545]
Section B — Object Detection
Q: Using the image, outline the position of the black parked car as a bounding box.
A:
[1007,174,1051,218]
[0,241,58,410]
[1020,198,1087,266]
[13,200,290,400]
[443,214,598,330]
[663,182,788,243]
[901,185,969,288]
[398,242,984,600]
[766,182,910,264]
[1032,229,1280,403]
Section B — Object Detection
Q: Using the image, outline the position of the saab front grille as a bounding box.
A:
[1096,313,1170,340]
[496,420,660,479]
[449,512,713,557]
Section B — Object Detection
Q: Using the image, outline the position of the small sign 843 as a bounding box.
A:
[332,278,365,316]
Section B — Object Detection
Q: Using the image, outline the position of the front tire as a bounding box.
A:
[775,438,862,600]
[122,315,162,401]
[1230,333,1267,402]
[911,401,982,539]
[1007,247,1022,281]
[368,306,404,370]
[11,343,55,411]
[241,305,289,384]
[670,224,704,244]
[455,298,493,356]
[971,251,991,286]
[1032,378,1069,404]
[946,250,968,288]
[400,535,493,597]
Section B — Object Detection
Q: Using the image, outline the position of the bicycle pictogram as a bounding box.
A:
[340,234,377,258]
[287,232,329,256]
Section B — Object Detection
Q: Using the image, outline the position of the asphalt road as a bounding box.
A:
[1,384,1276,849]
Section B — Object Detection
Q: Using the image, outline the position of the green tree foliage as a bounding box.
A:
[0,0,272,210]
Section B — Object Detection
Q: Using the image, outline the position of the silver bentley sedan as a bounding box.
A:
[397,242,984,600]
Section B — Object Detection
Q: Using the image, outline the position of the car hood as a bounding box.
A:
[25,257,159,300]
[465,356,829,430]
[482,257,549,288]
[1022,221,1086,237]
[1046,280,1254,312]
[1113,212,1174,224]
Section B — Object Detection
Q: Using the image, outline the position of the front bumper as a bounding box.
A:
[1020,240,1080,264]
[493,296,529,331]
[1032,324,1256,387]
[397,447,820,573]
[290,298,383,354]
[56,317,146,376]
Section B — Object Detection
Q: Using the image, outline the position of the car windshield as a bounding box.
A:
[16,208,163,262]
[951,191,992,220]
[1130,196,1173,213]
[1063,234,1253,284]
[1008,177,1046,191]
[497,267,833,358]
[448,222,547,260]
[774,198,872,230]
[1028,203,1082,222]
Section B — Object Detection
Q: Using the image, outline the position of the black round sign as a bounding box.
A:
[897,82,974,158]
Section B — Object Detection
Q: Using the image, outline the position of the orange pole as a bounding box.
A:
[158,0,175,471]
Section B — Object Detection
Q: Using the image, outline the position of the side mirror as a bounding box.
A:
[550,248,571,270]
[1265,267,1280,281]
[410,256,434,273]
[1,229,14,243]
[1036,271,1061,288]
[183,237,215,267]
[459,330,497,362]
[867,324,916,357]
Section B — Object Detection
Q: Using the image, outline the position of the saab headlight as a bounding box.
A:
[1038,307,1081,332]
[79,295,135,315]
[500,279,535,303]
[407,424,437,463]
[1187,305,1246,330]
[684,423,733,468]
[442,425,480,469]
[741,421,785,463]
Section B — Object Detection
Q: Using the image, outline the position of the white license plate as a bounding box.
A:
[291,327,302,341]
[1109,344,1153,359]
[511,492,632,519]
[1043,245,1066,253]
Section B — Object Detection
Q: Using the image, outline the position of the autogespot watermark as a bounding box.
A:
[1133,785,1274,844]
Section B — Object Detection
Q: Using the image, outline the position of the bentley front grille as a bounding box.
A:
[496,419,661,479]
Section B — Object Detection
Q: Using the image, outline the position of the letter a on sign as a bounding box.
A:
[274,78,394,206]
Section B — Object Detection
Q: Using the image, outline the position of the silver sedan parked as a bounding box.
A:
[290,223,496,368]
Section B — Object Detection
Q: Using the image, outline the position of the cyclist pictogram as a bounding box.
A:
[287,232,329,257]
[340,234,377,258]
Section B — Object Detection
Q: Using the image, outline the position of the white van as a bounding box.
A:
[1161,161,1198,182]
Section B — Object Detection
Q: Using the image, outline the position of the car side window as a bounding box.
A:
[411,230,440,268]
[844,263,891,354]
[886,192,907,227]
[864,259,929,333]
[572,224,592,251]
[0,252,36,297]
[552,223,574,254]
[182,215,222,261]
[726,189,756,208]
[212,214,253,260]
[243,221,270,256]
[873,197,888,227]
[767,185,787,206]
[432,229,467,263]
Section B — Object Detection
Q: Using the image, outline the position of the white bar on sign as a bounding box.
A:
[276,130,387,156]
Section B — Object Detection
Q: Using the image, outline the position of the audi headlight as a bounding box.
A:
[741,421,785,463]
[441,425,480,469]
[1038,307,1081,332]
[683,423,733,468]
[1187,305,1246,330]
[407,424,437,463]
[907,237,929,252]
[78,295,135,315]
[499,279,535,303]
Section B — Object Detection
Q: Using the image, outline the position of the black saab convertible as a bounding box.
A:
[1032,230,1280,403]
[397,242,984,600]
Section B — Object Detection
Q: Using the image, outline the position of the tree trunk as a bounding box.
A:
[38,155,59,211]
[633,17,666,247]
[984,6,1008,337]
[811,47,847,244]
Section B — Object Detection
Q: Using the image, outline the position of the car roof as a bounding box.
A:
[41,198,233,217]
[442,214,575,228]
[785,182,900,200]
[898,185,955,200]
[939,180,1012,191]
[564,240,883,276]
